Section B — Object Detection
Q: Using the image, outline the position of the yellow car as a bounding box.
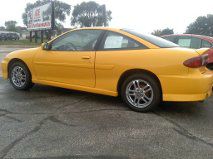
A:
[1,27,213,112]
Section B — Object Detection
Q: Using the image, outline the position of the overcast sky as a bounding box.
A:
[0,0,212,34]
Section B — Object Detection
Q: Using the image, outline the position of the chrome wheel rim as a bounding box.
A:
[11,66,26,88]
[126,79,154,108]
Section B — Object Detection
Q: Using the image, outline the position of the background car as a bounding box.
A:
[6,33,20,40]
[162,34,213,49]
[162,34,213,70]
[0,33,7,41]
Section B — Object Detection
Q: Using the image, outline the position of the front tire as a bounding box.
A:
[9,61,34,90]
[121,74,161,112]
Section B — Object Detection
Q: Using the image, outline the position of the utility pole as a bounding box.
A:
[103,5,107,27]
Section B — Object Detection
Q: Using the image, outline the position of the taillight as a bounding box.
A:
[183,54,208,68]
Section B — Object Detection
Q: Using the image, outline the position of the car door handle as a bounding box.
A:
[81,56,91,59]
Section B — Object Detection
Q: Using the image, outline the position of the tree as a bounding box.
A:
[151,29,162,36]
[22,0,71,26]
[152,28,174,36]
[0,26,6,31]
[5,21,17,32]
[186,14,213,36]
[71,1,112,27]
[161,28,174,35]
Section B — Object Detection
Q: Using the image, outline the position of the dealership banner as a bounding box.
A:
[27,3,52,30]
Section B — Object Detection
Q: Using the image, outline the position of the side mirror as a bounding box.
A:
[42,42,51,50]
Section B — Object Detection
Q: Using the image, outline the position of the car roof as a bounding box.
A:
[62,27,123,37]
[162,34,213,43]
[71,27,122,32]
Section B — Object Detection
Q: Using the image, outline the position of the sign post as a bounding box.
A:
[29,31,32,42]
[35,31,38,43]
[41,30,44,43]
[27,2,54,43]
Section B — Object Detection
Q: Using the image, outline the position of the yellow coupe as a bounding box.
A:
[1,28,213,112]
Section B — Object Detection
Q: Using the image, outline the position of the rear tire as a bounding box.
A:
[9,61,34,90]
[121,74,161,112]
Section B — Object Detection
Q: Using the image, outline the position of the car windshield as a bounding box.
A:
[123,29,179,48]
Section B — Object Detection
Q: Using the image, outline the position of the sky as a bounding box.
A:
[0,0,212,34]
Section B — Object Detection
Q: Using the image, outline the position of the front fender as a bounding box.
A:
[1,47,40,80]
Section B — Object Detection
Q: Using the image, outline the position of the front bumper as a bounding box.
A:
[159,70,213,102]
[1,59,8,79]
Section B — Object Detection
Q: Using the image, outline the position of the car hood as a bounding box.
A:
[6,47,40,58]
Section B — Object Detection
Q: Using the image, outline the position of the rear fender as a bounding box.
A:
[195,48,213,63]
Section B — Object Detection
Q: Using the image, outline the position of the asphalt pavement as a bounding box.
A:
[0,47,213,159]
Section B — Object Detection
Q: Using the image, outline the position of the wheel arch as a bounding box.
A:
[117,69,162,96]
[7,58,32,78]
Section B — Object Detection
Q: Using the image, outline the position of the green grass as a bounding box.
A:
[0,39,46,46]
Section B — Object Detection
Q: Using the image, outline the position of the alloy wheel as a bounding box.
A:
[125,79,154,108]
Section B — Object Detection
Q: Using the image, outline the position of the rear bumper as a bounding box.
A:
[159,70,213,102]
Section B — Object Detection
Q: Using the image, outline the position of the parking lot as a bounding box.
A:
[0,47,213,159]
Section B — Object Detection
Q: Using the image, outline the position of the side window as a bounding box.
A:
[51,30,102,51]
[177,37,191,48]
[190,37,201,49]
[102,32,147,50]
[201,40,212,48]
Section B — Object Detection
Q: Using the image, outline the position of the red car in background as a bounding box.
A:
[162,34,213,49]
[162,34,213,70]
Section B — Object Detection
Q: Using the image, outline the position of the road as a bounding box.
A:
[0,47,213,159]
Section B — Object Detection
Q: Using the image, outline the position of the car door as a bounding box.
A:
[34,29,103,88]
[95,31,148,92]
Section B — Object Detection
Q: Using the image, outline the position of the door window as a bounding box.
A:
[190,37,201,49]
[51,30,102,51]
[177,36,202,49]
[177,37,191,48]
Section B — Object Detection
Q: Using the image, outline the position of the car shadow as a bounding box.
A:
[158,101,205,113]
[3,80,212,117]
[31,84,126,110]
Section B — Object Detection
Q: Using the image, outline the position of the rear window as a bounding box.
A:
[163,36,177,43]
[201,40,212,48]
[123,29,178,48]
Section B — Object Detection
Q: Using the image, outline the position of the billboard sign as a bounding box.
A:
[27,3,52,30]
